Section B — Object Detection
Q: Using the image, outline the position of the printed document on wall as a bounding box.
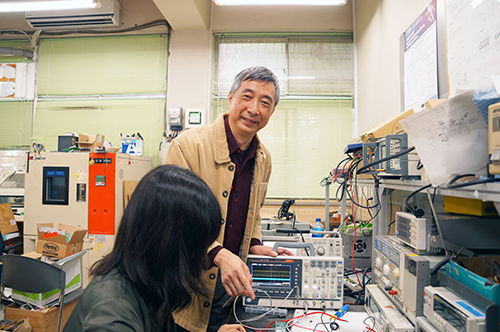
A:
[446,0,500,97]
[400,90,488,186]
[403,0,438,113]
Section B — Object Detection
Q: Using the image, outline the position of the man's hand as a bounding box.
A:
[213,248,255,299]
[218,324,246,332]
[249,245,294,257]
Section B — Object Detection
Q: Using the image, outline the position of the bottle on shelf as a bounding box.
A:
[312,218,324,238]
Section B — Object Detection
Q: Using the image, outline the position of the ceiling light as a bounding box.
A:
[213,0,347,5]
[0,0,99,12]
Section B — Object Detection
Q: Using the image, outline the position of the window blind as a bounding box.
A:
[33,35,168,166]
[214,33,354,199]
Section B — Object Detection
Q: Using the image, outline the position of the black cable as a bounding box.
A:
[335,158,360,202]
[387,220,396,231]
[319,311,330,332]
[293,228,310,256]
[335,181,346,202]
[362,176,381,224]
[447,174,500,188]
[430,257,450,275]
[404,183,432,217]
[344,158,379,209]
[345,185,379,209]
[416,159,424,170]
[357,146,415,174]
[322,156,352,188]
[363,316,376,332]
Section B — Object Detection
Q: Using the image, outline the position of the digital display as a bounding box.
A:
[43,166,69,205]
[433,294,467,332]
[368,295,381,314]
[46,170,66,177]
[47,176,66,201]
[250,262,292,288]
[188,112,202,124]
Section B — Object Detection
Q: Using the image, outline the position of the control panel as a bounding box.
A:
[395,211,432,251]
[373,235,443,324]
[424,286,486,332]
[243,255,344,309]
[365,284,415,332]
[298,236,343,257]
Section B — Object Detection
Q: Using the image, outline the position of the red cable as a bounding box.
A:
[348,157,362,287]
[257,311,348,332]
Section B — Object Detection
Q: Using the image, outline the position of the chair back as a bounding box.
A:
[1,254,67,332]
[1,255,66,293]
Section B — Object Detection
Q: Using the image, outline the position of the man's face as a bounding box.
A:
[227,79,276,142]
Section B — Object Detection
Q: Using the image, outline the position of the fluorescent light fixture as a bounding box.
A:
[0,0,98,12]
[213,0,347,5]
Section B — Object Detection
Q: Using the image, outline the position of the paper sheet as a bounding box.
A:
[400,90,488,186]
[289,309,371,332]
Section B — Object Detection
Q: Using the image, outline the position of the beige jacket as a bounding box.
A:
[165,113,272,332]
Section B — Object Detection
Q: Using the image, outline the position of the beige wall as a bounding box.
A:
[166,1,354,119]
[166,29,213,116]
[212,4,352,33]
[355,0,431,134]
[167,0,434,135]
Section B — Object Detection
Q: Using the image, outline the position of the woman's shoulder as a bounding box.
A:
[64,269,152,332]
[84,269,140,305]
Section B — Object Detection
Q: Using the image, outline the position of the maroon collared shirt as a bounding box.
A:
[208,117,261,263]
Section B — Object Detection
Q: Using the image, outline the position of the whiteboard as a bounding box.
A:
[446,0,500,97]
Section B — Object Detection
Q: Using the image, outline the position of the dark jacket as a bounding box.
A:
[63,269,173,332]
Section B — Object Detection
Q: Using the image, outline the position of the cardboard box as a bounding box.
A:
[4,299,78,332]
[121,137,143,155]
[36,223,87,258]
[361,109,414,142]
[77,133,104,151]
[0,203,19,235]
[424,99,446,109]
[11,251,85,307]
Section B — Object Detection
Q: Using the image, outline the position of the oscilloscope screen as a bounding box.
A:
[250,263,292,288]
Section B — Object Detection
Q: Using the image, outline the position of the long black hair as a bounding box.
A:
[91,165,222,324]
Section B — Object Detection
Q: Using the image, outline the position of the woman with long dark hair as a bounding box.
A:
[63,165,245,332]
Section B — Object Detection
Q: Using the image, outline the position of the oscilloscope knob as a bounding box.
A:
[375,257,383,269]
[317,247,326,256]
[393,267,400,279]
[383,264,391,276]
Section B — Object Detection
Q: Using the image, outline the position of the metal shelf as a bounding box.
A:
[355,178,500,202]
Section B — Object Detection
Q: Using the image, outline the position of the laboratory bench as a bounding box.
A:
[230,302,369,332]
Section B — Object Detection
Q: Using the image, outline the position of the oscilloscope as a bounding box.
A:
[243,255,344,309]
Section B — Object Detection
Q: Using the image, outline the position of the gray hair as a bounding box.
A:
[230,66,280,107]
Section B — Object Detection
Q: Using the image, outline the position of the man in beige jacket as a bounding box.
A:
[165,66,292,332]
